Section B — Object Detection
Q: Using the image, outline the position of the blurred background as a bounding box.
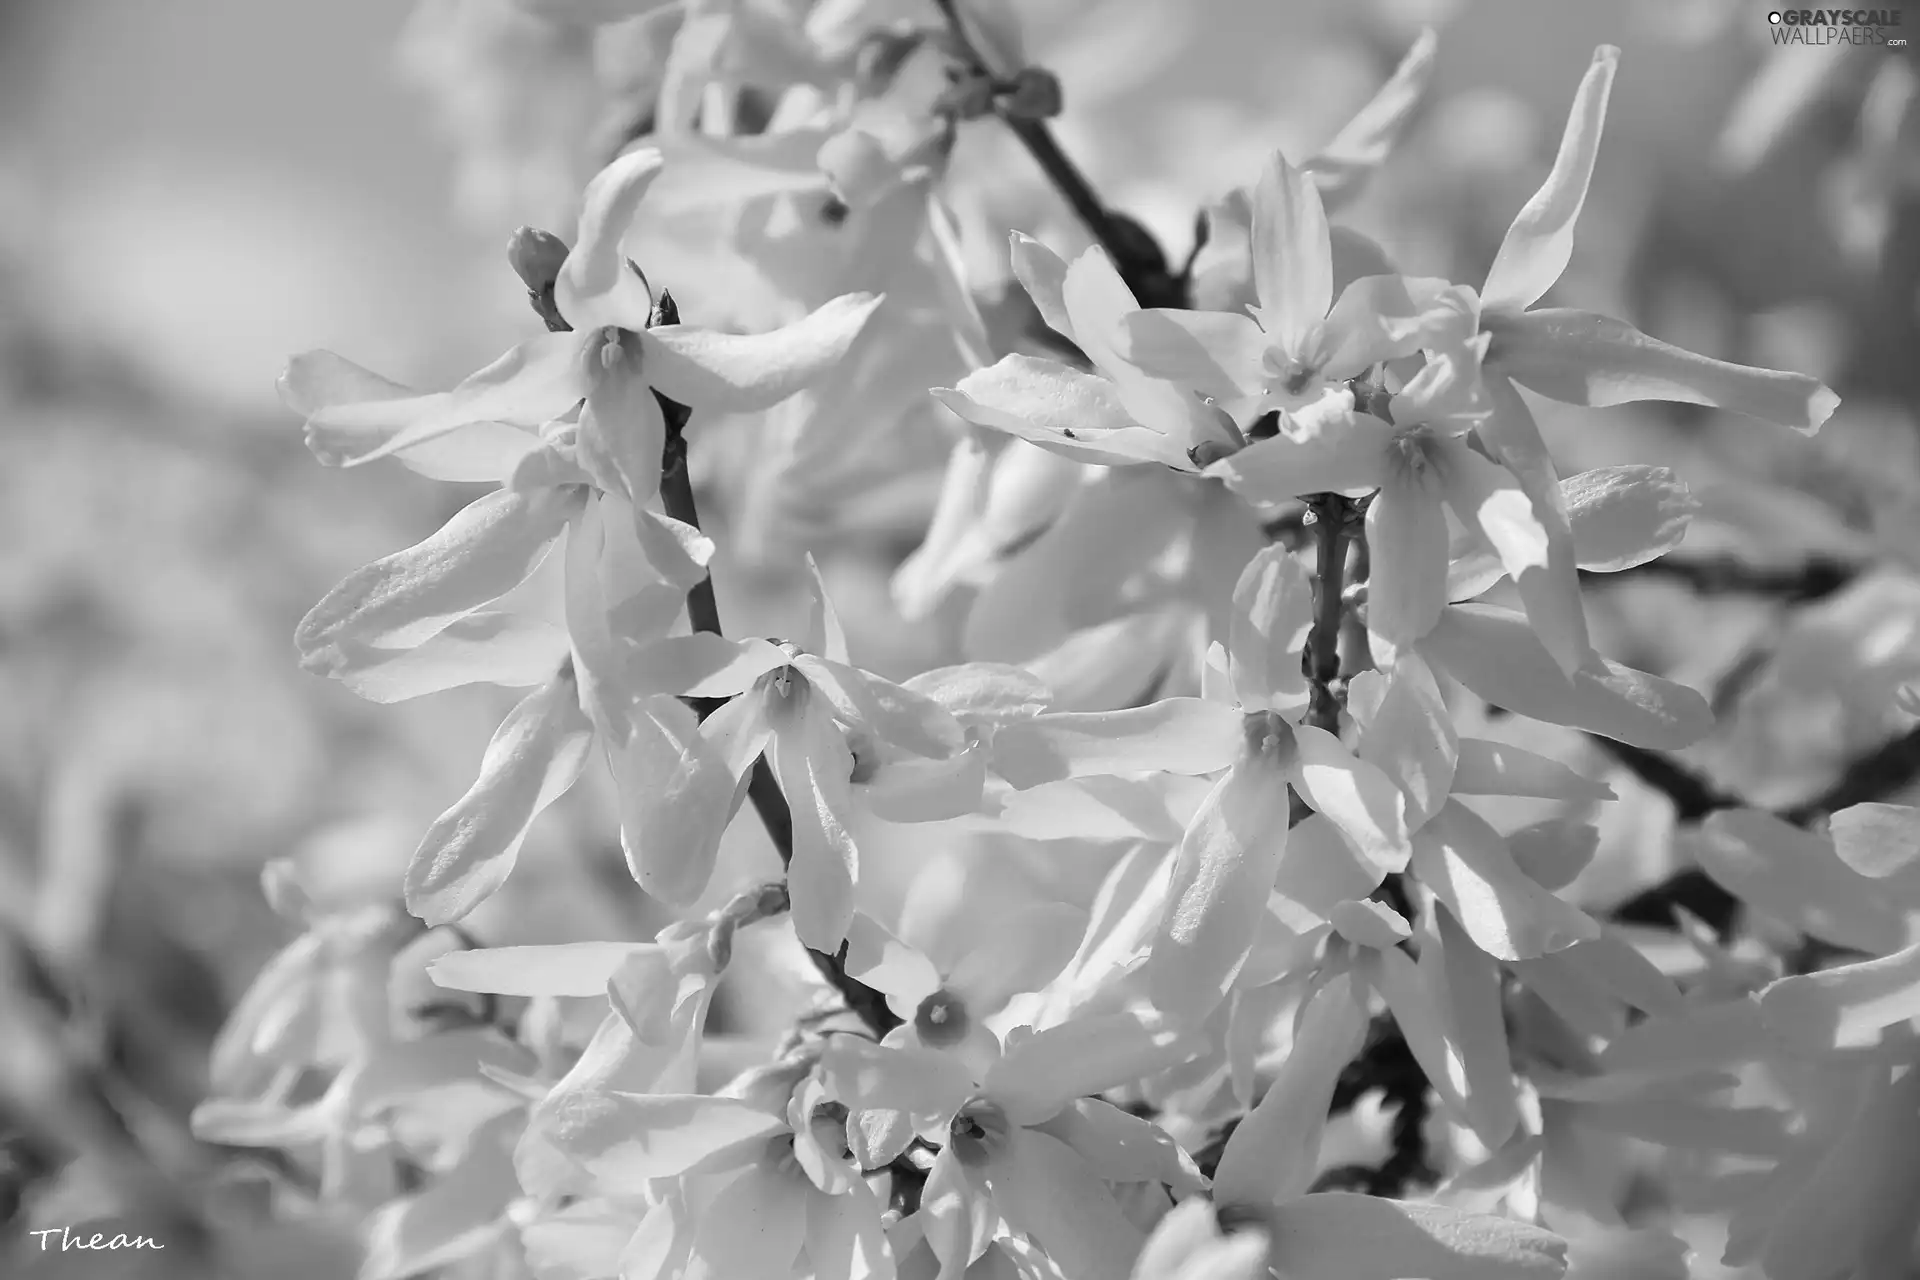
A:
[1,0,1916,1274]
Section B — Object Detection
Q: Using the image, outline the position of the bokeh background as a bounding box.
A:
[2,0,1917,1274]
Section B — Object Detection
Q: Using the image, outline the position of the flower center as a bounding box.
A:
[948,1096,1011,1167]
[1241,710,1299,768]
[914,988,971,1048]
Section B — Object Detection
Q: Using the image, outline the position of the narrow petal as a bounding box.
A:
[1450,464,1698,599]
[1059,244,1145,375]
[578,337,667,504]
[1480,45,1619,314]
[1120,308,1270,402]
[1436,435,1591,676]
[610,693,750,907]
[1250,150,1334,350]
[1487,308,1838,433]
[1450,738,1615,802]
[1032,1097,1203,1192]
[1696,810,1908,953]
[983,1128,1146,1280]
[773,692,862,950]
[1411,799,1601,961]
[1148,763,1294,1020]
[1420,604,1713,751]
[807,1179,895,1280]
[1267,1193,1569,1280]
[1830,802,1920,886]
[1272,811,1389,916]
[1213,971,1369,1208]
[405,667,594,925]
[984,1011,1193,1126]
[1365,473,1452,661]
[1291,723,1412,875]
[429,942,653,998]
[800,658,967,759]
[1009,231,1075,341]
[554,147,663,332]
[1434,906,1523,1146]
[990,698,1244,788]
[280,350,541,481]
[1317,273,1459,376]
[935,356,1188,469]
[1303,27,1439,208]
[691,1167,809,1280]
[626,634,790,699]
[296,487,580,672]
[1759,937,1920,1052]
[1353,655,1458,832]
[643,292,884,412]
[301,333,587,467]
[331,609,571,704]
[1229,545,1316,716]
[903,662,1054,727]
[1205,400,1394,501]
[945,900,1088,1014]
[542,1091,784,1182]
[819,1038,976,1122]
[919,1148,997,1280]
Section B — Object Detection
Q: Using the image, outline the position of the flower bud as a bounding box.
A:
[1000,67,1062,120]
[507,226,571,295]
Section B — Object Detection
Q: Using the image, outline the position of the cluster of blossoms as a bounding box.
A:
[195,3,1920,1279]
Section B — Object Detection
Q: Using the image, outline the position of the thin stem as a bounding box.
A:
[929,0,1180,308]
[1304,494,1354,735]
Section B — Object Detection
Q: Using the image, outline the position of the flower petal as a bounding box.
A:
[1487,309,1838,433]
[1303,27,1439,208]
[280,350,541,481]
[903,662,1054,727]
[1411,800,1600,961]
[1009,232,1075,342]
[1266,1193,1569,1280]
[643,292,884,412]
[945,900,1089,1014]
[1449,464,1698,599]
[610,693,754,907]
[1147,763,1294,1020]
[773,690,862,950]
[1367,473,1451,660]
[1435,906,1523,1146]
[934,356,1188,469]
[1759,937,1920,1052]
[1420,604,1713,750]
[429,942,654,998]
[1696,810,1908,953]
[1032,1097,1203,1192]
[991,698,1244,788]
[331,609,572,704]
[627,634,790,699]
[1205,397,1393,500]
[1119,308,1270,403]
[983,1128,1146,1280]
[296,486,580,673]
[1250,150,1333,351]
[1436,436,1590,676]
[404,667,594,925]
[1272,812,1389,916]
[298,333,587,468]
[1827,802,1920,885]
[820,1038,976,1122]
[1352,655,1458,833]
[1229,545,1316,716]
[1291,724,1412,876]
[984,1011,1193,1126]
[553,148,663,329]
[1450,738,1615,802]
[807,1179,895,1280]
[1480,45,1619,314]
[578,337,667,505]
[1213,971,1369,1209]
[542,1091,784,1182]
[691,1166,809,1280]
